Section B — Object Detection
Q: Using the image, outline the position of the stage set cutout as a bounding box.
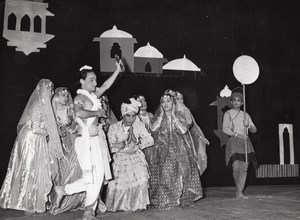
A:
[93,25,201,75]
[2,0,202,76]
[2,0,54,55]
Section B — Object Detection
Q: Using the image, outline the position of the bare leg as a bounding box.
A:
[232,160,249,199]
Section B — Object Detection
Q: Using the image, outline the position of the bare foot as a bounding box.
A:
[82,210,98,220]
[236,193,249,199]
[54,185,65,208]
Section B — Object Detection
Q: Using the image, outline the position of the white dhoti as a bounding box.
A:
[64,89,112,213]
[64,136,104,211]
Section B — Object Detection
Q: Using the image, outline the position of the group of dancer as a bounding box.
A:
[0,61,257,219]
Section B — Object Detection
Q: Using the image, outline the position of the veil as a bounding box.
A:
[52,87,78,135]
[155,90,208,175]
[17,79,63,159]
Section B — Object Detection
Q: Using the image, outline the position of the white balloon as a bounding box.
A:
[233,55,259,84]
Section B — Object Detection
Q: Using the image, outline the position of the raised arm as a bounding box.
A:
[95,62,122,98]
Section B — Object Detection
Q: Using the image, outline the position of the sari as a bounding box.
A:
[0,79,62,213]
[148,94,203,210]
[48,87,85,214]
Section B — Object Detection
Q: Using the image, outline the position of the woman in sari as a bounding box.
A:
[49,87,85,214]
[173,90,210,175]
[149,91,203,210]
[105,98,154,212]
[0,79,63,214]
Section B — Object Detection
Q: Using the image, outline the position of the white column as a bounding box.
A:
[278,124,294,165]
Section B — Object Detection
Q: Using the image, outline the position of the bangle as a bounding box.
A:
[234,132,238,137]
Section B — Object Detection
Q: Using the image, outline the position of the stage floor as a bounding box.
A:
[0,185,299,220]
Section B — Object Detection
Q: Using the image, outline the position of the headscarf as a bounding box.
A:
[121,98,141,116]
[161,89,207,174]
[163,89,192,125]
[18,79,64,159]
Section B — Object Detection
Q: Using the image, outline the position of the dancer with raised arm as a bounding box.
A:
[54,63,122,220]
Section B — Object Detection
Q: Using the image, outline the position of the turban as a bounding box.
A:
[230,91,243,101]
[121,98,142,116]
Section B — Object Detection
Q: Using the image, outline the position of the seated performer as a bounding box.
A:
[54,63,122,220]
[49,87,85,214]
[149,91,203,210]
[105,98,154,212]
[0,79,63,215]
[222,88,257,199]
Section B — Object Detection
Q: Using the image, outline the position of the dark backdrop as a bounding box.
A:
[0,0,300,187]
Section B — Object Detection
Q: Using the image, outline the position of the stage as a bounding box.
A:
[0,185,299,220]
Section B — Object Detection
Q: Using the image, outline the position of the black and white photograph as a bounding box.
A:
[0,0,299,219]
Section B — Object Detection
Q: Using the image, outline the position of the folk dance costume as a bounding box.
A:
[149,93,203,210]
[63,89,112,213]
[0,79,62,213]
[49,87,85,214]
[223,91,257,199]
[105,99,154,212]
[172,90,209,176]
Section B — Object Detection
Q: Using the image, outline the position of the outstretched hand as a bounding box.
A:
[115,57,125,72]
